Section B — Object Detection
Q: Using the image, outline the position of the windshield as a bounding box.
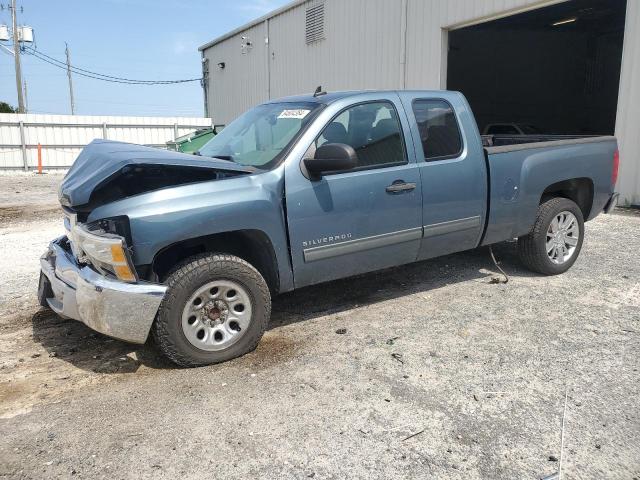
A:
[198,102,322,169]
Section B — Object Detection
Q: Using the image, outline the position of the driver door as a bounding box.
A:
[284,95,423,288]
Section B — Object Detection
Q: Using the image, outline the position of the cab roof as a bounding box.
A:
[264,89,453,105]
[264,91,364,105]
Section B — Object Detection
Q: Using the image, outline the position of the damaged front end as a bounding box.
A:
[58,139,255,211]
[39,235,167,344]
[38,207,167,343]
[64,213,138,282]
[38,207,166,343]
[39,139,255,343]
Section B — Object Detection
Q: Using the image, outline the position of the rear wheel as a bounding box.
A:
[153,254,271,367]
[517,197,584,275]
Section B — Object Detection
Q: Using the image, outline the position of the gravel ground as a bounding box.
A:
[0,174,639,479]
[0,173,65,226]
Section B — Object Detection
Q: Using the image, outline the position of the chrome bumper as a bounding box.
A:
[39,236,167,344]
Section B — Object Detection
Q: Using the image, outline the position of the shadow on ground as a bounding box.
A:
[271,241,534,328]
[30,309,174,374]
[30,241,535,373]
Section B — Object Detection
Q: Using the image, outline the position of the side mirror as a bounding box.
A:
[303,143,358,179]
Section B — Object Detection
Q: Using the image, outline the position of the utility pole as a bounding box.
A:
[23,78,28,112]
[10,0,25,113]
[65,42,75,115]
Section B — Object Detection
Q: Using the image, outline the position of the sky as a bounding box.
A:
[0,0,290,117]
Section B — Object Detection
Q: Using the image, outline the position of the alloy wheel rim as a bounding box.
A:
[181,280,252,351]
[546,210,580,265]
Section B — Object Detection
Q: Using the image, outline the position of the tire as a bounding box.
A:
[152,253,271,367]
[517,197,585,275]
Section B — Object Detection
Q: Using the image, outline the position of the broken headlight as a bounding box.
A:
[72,216,137,282]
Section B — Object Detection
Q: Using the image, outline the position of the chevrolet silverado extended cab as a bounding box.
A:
[39,90,620,366]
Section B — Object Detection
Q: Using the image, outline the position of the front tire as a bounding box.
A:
[153,254,271,367]
[517,197,584,275]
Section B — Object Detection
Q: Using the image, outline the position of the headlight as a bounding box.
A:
[72,220,137,282]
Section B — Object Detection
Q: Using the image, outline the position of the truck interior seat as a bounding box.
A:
[357,119,404,167]
[350,111,376,148]
[371,119,396,142]
[322,122,348,144]
[424,125,460,158]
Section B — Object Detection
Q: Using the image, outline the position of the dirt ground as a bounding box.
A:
[0,173,638,479]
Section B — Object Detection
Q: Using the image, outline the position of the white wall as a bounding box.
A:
[614,0,640,206]
[0,114,212,170]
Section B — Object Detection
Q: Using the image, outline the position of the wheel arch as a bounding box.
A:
[151,229,280,294]
[540,177,594,220]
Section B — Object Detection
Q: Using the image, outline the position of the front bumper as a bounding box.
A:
[39,236,167,344]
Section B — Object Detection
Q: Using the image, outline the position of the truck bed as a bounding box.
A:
[482,134,603,149]
[484,135,615,153]
[481,135,617,246]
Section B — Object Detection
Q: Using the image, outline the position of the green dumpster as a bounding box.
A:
[167,127,215,154]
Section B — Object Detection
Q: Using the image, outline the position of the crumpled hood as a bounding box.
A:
[59,139,254,207]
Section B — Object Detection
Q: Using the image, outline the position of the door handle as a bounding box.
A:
[385,181,416,194]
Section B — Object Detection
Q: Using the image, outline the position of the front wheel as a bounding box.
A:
[153,254,271,367]
[517,197,585,275]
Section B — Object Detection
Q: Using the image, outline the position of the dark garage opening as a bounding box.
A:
[447,0,627,136]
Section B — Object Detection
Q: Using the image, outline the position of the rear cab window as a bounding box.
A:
[411,99,463,161]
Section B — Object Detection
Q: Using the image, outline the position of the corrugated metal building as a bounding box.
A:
[199,0,640,205]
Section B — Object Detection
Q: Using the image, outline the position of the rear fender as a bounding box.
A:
[515,139,616,236]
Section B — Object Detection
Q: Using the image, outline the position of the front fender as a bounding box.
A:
[88,167,294,292]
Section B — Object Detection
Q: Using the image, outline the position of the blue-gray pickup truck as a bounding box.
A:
[39,90,620,366]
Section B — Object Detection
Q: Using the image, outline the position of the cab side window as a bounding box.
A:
[317,101,406,169]
[412,100,463,161]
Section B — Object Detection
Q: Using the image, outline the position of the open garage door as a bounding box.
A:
[447,0,627,136]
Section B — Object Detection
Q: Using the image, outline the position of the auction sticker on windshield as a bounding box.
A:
[278,109,311,119]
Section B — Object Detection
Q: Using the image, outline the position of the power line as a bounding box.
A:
[27,50,194,85]
[26,47,200,84]
[24,46,202,85]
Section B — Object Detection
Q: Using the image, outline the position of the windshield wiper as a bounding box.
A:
[196,153,261,172]
[193,151,234,162]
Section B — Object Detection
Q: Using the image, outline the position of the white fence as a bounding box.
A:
[0,113,213,170]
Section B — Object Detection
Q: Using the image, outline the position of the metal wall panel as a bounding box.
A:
[201,0,640,204]
[202,0,404,124]
[203,22,269,127]
[268,0,403,99]
[202,0,563,120]
[615,0,640,205]
[0,114,212,169]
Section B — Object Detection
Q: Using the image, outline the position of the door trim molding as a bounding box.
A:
[423,215,481,238]
[303,227,422,262]
[303,216,481,263]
